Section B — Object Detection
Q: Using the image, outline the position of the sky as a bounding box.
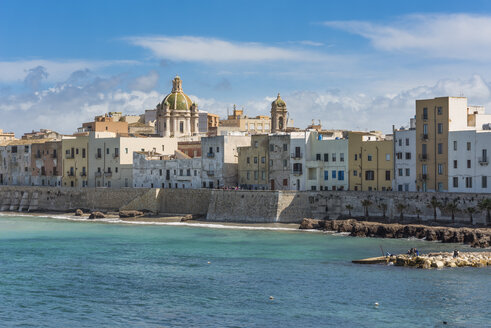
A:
[2,0,491,136]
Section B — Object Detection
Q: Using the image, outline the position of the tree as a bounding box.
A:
[361,200,372,219]
[477,198,491,226]
[466,207,477,225]
[396,203,407,221]
[345,204,353,217]
[445,199,460,224]
[428,197,441,223]
[378,203,388,220]
[415,208,422,223]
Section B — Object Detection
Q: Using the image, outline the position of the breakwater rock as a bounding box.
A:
[388,252,491,269]
[299,218,491,248]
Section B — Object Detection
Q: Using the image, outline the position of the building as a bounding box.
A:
[305,132,349,191]
[268,134,291,190]
[128,122,156,135]
[348,132,394,191]
[218,106,271,135]
[77,114,129,135]
[133,151,202,189]
[393,119,417,192]
[289,131,313,191]
[415,97,491,192]
[61,135,90,188]
[178,141,202,158]
[448,130,491,193]
[87,132,178,188]
[271,93,288,133]
[22,129,61,140]
[198,111,220,134]
[0,129,16,142]
[202,135,251,188]
[156,76,199,137]
[238,134,270,190]
[31,140,62,186]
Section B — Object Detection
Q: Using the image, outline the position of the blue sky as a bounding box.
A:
[2,0,491,135]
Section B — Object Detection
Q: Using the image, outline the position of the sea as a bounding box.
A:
[0,214,489,327]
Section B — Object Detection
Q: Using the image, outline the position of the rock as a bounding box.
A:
[75,209,83,216]
[431,261,444,269]
[181,214,193,222]
[299,218,320,229]
[89,211,105,219]
[119,210,144,218]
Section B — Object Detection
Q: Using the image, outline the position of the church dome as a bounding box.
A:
[161,76,194,111]
[272,93,286,107]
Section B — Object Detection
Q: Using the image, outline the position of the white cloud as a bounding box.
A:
[324,14,491,60]
[129,70,160,91]
[127,36,328,62]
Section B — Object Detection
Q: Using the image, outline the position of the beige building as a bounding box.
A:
[238,134,270,190]
[61,135,90,188]
[218,106,271,135]
[77,114,129,135]
[348,132,394,191]
[0,129,16,142]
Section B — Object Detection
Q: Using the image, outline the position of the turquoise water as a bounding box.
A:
[0,215,489,327]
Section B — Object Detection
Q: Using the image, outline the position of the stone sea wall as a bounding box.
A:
[0,186,490,225]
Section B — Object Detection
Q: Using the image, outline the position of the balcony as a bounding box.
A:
[104,172,112,177]
[65,154,74,159]
[207,152,215,158]
[419,154,429,161]
[207,170,215,176]
[67,172,75,177]
[95,154,102,159]
[422,114,428,121]
[291,152,303,159]
[420,133,428,140]
[113,153,120,158]
[80,172,87,177]
[479,157,488,166]
[421,174,428,180]
[292,169,303,176]
[95,172,102,177]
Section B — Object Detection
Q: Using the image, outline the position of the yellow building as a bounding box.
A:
[237,134,270,189]
[61,135,89,188]
[348,132,394,191]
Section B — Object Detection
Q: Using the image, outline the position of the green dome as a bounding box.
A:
[163,92,193,111]
[272,93,286,107]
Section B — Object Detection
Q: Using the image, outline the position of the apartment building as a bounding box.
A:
[393,120,417,192]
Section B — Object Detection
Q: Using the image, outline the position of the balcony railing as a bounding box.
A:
[207,170,215,176]
[421,174,428,180]
[291,152,303,159]
[207,152,215,158]
[292,169,303,176]
[95,172,102,177]
[104,172,112,177]
[80,172,87,177]
[419,154,429,161]
[67,172,75,177]
[479,157,488,166]
[420,133,428,140]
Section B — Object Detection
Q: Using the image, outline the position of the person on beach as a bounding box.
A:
[453,249,459,258]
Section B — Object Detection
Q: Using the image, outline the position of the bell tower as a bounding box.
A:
[271,93,288,133]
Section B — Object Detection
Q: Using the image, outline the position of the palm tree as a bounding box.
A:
[477,198,491,226]
[396,203,407,221]
[428,196,441,223]
[466,207,477,225]
[361,200,372,219]
[378,203,388,220]
[345,204,353,217]
[445,199,459,224]
[415,208,422,223]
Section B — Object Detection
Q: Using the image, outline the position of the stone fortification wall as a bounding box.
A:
[0,186,489,225]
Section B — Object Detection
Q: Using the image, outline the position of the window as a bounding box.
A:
[405,152,411,160]
[438,164,443,175]
[283,144,288,151]
[254,141,258,148]
[398,139,402,146]
[125,148,128,154]
[405,138,409,146]
[261,156,265,164]
[159,169,162,176]
[106,148,109,155]
[365,171,375,180]
[179,169,183,176]
[354,154,357,161]
[405,168,410,176]
[332,153,336,162]
[246,171,250,180]
[453,177,458,188]
[179,122,184,133]
[76,148,79,155]
[316,153,321,161]
[261,171,265,180]
[338,171,344,181]
[187,169,191,176]
[247,157,250,164]
[422,164,427,174]
[438,143,443,154]
[438,183,443,192]
[482,176,488,189]
[254,157,258,164]
[467,160,471,169]
[340,153,344,162]
[398,169,403,176]
[324,170,329,180]
[283,159,287,168]
[385,170,390,181]
[324,153,329,162]
[367,155,372,161]
[454,160,458,168]
[453,141,457,151]
[114,148,119,157]
[269,159,273,166]
[216,147,220,153]
[283,179,288,186]
[437,123,443,134]
[254,171,258,180]
[332,171,336,179]
[82,148,86,158]
[269,144,274,151]
[97,148,102,158]
[466,177,472,188]
[423,107,428,120]
[115,167,118,173]
[353,170,357,176]
[385,154,390,161]
[437,106,442,115]
[396,152,402,160]
[467,142,471,151]
[422,143,427,156]
[398,185,403,191]
[423,124,428,135]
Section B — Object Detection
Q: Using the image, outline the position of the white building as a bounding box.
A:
[305,132,349,191]
[88,132,178,188]
[289,131,313,191]
[448,130,491,193]
[133,152,202,189]
[393,121,416,192]
[201,135,251,188]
